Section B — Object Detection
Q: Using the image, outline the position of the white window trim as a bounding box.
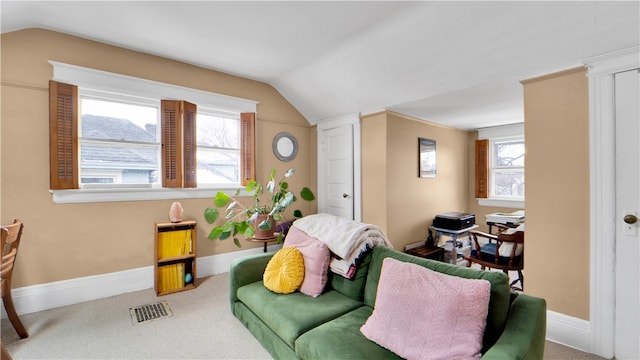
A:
[49,61,258,204]
[51,187,250,204]
[477,123,525,208]
[50,61,257,113]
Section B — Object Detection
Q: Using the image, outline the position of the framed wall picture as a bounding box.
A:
[419,138,436,178]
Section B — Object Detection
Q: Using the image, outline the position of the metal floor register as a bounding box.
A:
[129,301,173,325]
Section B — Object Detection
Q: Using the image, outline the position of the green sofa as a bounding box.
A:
[230,246,546,359]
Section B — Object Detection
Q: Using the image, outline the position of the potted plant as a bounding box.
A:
[204,168,315,247]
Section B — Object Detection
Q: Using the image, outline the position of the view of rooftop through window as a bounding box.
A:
[78,96,242,187]
[79,97,160,186]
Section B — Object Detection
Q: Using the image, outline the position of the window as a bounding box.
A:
[79,93,161,187]
[196,110,240,185]
[490,138,525,198]
[48,62,257,203]
[475,124,525,207]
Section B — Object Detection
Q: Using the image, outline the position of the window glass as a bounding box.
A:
[79,96,160,186]
[494,140,525,167]
[491,138,525,198]
[196,112,240,185]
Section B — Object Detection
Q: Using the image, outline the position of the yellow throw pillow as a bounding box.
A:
[263,247,305,294]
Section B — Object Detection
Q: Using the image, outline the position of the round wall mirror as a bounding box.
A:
[272,132,298,162]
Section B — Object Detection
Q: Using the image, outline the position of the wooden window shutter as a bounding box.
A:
[182,101,197,188]
[161,100,183,188]
[475,139,489,198]
[49,80,79,190]
[240,112,256,186]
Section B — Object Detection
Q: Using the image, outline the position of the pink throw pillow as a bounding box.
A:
[360,257,491,360]
[284,227,330,297]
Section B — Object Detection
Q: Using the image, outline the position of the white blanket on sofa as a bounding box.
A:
[292,213,392,278]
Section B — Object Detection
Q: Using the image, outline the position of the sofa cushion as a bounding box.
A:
[237,282,363,348]
[329,248,373,301]
[263,247,305,294]
[284,227,331,297]
[295,306,403,360]
[364,246,511,353]
[360,257,490,360]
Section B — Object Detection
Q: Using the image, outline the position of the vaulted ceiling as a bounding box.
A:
[2,1,639,130]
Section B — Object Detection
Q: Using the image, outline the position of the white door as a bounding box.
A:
[615,68,640,359]
[319,125,354,219]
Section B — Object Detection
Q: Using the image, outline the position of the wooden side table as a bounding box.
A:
[246,235,279,252]
[406,244,445,261]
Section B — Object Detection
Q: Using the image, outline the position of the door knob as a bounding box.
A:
[342,193,349,198]
[624,214,638,224]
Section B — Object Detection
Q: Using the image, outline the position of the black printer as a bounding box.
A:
[432,212,476,230]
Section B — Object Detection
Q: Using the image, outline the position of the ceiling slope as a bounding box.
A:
[2,1,639,129]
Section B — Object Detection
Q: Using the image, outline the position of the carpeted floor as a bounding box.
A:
[2,272,604,359]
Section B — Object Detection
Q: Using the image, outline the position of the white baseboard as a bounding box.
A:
[2,244,281,318]
[546,310,591,353]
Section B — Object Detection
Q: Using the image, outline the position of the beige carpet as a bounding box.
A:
[2,272,604,359]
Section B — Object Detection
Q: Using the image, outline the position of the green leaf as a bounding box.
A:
[276,233,284,244]
[204,208,219,224]
[244,226,255,238]
[284,168,294,177]
[235,221,250,234]
[233,237,241,248]
[208,226,224,240]
[278,192,294,208]
[258,218,272,230]
[219,230,231,240]
[269,168,276,180]
[248,212,259,223]
[222,221,235,233]
[273,213,283,221]
[214,192,230,207]
[266,180,275,193]
[246,180,257,192]
[300,187,315,201]
[293,210,303,218]
[280,181,289,190]
[227,201,238,211]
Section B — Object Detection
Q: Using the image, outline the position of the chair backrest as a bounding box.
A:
[497,230,524,245]
[494,230,524,265]
[1,220,24,282]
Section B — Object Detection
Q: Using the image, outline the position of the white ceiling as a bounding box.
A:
[2,1,639,130]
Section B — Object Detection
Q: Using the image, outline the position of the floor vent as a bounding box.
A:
[129,301,173,325]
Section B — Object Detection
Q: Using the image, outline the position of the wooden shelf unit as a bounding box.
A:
[154,220,197,296]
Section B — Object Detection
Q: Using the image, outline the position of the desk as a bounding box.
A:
[429,225,478,264]
[486,222,519,234]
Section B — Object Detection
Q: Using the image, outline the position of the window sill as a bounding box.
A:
[50,186,248,204]
[477,198,525,209]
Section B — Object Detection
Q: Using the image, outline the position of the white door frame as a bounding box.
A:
[316,113,362,221]
[585,46,640,358]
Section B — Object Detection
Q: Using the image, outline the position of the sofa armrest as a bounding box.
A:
[482,292,547,360]
[229,251,274,313]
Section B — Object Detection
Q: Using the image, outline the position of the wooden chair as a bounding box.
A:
[463,228,524,291]
[1,219,28,339]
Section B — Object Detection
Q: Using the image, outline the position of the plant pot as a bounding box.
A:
[253,214,276,239]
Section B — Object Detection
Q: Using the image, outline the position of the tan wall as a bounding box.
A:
[1,29,316,288]
[361,112,388,232]
[361,111,469,250]
[522,67,590,319]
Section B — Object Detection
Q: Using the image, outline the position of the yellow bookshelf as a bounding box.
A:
[154,220,197,296]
